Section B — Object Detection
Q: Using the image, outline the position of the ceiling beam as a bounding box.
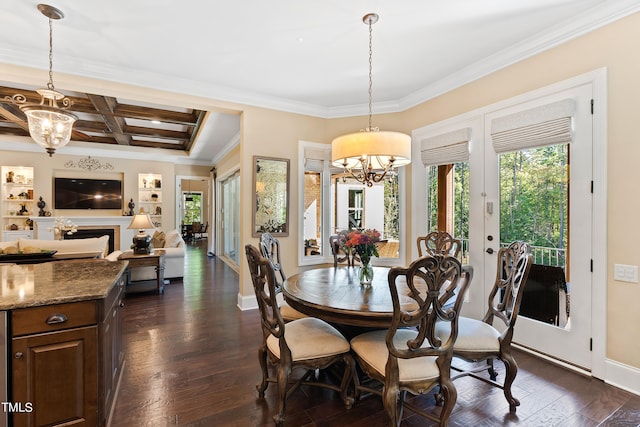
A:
[87,94,132,146]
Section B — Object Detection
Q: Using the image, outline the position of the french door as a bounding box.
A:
[219,170,240,266]
[482,83,593,369]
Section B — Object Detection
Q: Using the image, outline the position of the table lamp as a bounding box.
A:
[128,212,155,254]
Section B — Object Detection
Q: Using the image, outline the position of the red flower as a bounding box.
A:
[343,228,381,260]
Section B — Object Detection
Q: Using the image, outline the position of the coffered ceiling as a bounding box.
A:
[0,1,637,163]
[0,85,206,151]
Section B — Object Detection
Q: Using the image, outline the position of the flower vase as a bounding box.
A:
[359,256,374,286]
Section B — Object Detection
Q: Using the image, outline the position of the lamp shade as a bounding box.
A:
[331,130,412,170]
[127,213,155,230]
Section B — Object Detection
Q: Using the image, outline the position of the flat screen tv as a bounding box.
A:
[54,177,122,210]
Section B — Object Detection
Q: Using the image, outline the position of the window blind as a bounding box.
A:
[491,98,575,154]
[420,127,471,166]
[304,146,342,175]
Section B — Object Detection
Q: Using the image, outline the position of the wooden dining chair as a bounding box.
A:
[435,240,532,412]
[259,233,307,321]
[245,245,355,426]
[330,231,358,267]
[417,231,462,258]
[350,255,473,426]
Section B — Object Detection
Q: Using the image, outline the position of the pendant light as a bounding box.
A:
[8,4,77,156]
[331,13,411,187]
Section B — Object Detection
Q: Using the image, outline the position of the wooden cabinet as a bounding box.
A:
[1,166,34,242]
[10,276,125,427]
[138,173,162,228]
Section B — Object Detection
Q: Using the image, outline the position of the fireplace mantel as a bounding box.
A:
[29,216,137,252]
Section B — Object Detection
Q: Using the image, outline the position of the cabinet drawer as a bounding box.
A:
[12,300,97,336]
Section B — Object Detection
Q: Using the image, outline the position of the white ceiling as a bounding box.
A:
[0,0,637,163]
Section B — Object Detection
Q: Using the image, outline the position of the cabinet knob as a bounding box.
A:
[119,302,125,308]
[15,352,23,359]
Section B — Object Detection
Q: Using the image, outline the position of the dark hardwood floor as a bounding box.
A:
[110,241,640,426]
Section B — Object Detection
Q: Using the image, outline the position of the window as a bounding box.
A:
[299,141,405,266]
[347,188,364,229]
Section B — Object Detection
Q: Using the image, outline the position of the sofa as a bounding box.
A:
[111,229,185,281]
[0,235,110,259]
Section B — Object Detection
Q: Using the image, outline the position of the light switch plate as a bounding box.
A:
[614,264,639,283]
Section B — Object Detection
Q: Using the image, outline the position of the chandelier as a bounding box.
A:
[8,4,77,156]
[331,13,411,187]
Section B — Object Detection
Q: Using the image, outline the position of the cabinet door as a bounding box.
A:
[12,326,98,427]
[100,279,124,425]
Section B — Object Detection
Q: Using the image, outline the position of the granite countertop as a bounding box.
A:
[0,260,128,310]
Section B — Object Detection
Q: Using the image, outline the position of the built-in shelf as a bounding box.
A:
[1,166,35,241]
[138,173,162,228]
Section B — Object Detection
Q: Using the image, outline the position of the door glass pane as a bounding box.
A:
[221,172,240,264]
[303,171,322,256]
[499,143,569,328]
[425,162,470,262]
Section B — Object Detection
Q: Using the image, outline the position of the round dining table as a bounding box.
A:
[282,266,420,328]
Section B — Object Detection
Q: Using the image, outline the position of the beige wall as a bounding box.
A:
[238,107,327,300]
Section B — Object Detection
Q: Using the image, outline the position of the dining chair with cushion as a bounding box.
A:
[434,240,532,412]
[245,244,355,426]
[350,255,473,426]
[417,231,462,258]
[330,230,358,267]
[259,232,307,321]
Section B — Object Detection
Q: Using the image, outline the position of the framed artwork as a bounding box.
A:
[252,156,290,237]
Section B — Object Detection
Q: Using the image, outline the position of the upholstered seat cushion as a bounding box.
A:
[266,317,350,361]
[351,329,439,381]
[434,316,501,352]
[275,293,307,321]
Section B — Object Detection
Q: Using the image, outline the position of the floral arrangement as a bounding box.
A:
[343,228,381,263]
[50,217,78,239]
[343,228,381,285]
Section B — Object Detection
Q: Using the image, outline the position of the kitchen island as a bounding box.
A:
[0,260,128,427]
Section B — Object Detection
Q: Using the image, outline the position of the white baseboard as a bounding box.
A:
[237,293,258,311]
[605,359,640,396]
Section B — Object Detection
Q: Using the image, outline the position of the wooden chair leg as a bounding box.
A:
[502,354,521,411]
[274,360,291,426]
[487,358,498,381]
[341,355,356,409]
[256,345,268,396]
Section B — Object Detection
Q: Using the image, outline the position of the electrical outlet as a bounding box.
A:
[614,264,639,283]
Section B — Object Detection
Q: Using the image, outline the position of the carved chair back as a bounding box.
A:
[260,232,286,288]
[416,230,462,258]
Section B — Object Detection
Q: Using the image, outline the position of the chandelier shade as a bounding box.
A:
[21,92,77,156]
[331,13,411,186]
[331,130,411,170]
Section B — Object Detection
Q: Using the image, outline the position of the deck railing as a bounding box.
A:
[458,239,566,268]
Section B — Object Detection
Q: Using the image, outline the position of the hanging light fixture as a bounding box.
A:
[8,4,77,156]
[331,13,411,187]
